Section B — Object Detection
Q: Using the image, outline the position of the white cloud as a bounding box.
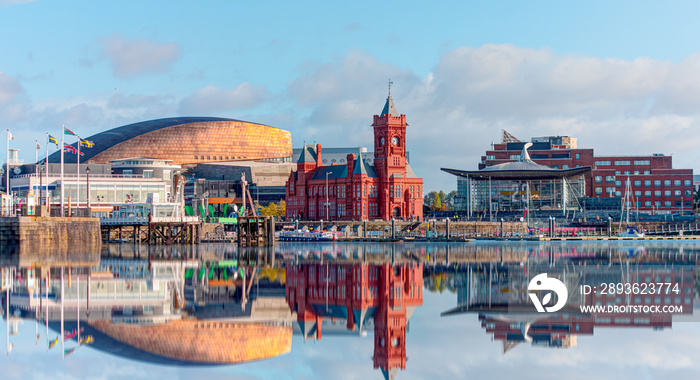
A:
[280,45,700,192]
[99,34,180,79]
[178,83,272,114]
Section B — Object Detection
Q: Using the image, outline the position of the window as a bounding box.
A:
[685,180,691,186]
[595,161,611,166]
[645,180,651,187]
[615,181,621,186]
[644,171,651,175]
[665,190,672,196]
[595,187,603,195]
[655,201,661,207]
[615,171,621,175]
[552,165,558,169]
[509,155,520,160]
[675,190,681,196]
[655,191,661,196]
[685,190,692,197]
[624,171,630,175]
[634,171,639,175]
[123,169,133,175]
[664,180,671,186]
[645,201,651,207]
[634,160,650,165]
[674,180,681,186]
[645,191,651,197]
[615,191,621,197]
[606,176,615,183]
[594,176,603,183]
[654,180,661,186]
[634,180,641,186]
[665,201,672,207]
[562,165,569,169]
[634,191,641,197]
[614,160,631,166]
[143,170,154,178]
[575,153,580,159]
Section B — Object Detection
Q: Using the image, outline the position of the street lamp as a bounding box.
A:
[85,166,91,210]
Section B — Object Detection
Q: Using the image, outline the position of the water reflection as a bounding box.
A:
[1,241,700,379]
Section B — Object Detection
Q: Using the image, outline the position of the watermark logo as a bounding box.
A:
[528,273,568,313]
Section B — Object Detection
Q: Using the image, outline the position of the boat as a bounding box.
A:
[278,231,338,242]
[618,177,644,238]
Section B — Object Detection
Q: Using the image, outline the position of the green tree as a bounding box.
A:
[434,193,442,211]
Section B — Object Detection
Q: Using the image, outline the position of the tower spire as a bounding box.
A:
[388,79,393,97]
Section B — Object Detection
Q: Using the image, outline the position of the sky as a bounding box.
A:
[2,1,700,192]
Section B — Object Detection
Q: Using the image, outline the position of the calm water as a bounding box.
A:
[3,241,700,380]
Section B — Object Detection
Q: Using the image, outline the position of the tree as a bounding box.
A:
[258,200,286,216]
[434,193,442,211]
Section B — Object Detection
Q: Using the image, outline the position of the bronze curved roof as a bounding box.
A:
[48,117,292,165]
[88,319,292,365]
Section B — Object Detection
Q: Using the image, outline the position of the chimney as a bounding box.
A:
[316,144,322,169]
[346,154,356,176]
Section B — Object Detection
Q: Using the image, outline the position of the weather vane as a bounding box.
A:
[388,79,393,97]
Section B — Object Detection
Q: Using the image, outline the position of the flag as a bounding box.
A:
[48,337,59,349]
[64,347,78,357]
[79,138,94,148]
[63,144,78,155]
[63,126,78,136]
[36,141,41,150]
[48,135,59,147]
[7,130,14,141]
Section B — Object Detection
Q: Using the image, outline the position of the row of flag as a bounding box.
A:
[7,126,96,156]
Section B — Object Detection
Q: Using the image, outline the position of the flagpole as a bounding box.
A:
[35,140,38,175]
[60,126,64,217]
[6,129,10,216]
[45,133,49,208]
[76,141,80,209]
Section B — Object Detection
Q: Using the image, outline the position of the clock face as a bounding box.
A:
[12,167,21,175]
[391,137,399,146]
[380,137,385,146]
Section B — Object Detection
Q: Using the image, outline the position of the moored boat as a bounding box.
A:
[278,231,337,242]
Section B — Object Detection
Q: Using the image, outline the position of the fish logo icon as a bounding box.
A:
[527,273,568,313]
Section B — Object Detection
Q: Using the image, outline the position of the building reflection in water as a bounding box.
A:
[1,253,292,365]
[440,255,696,354]
[1,241,699,376]
[286,260,423,380]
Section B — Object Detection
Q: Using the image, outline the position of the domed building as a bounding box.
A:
[48,117,293,165]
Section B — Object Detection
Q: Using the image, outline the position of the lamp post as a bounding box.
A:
[85,166,91,211]
[325,172,330,221]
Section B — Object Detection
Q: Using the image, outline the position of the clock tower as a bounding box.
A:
[373,83,411,220]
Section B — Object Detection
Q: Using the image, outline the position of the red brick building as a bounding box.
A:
[286,262,423,380]
[285,95,424,221]
[479,133,693,213]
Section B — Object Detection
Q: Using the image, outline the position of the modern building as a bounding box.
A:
[460,131,693,214]
[9,162,172,213]
[47,117,293,166]
[285,95,424,221]
[442,143,591,218]
[187,160,296,210]
[286,262,423,380]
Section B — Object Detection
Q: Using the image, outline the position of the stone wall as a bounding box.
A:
[0,216,101,255]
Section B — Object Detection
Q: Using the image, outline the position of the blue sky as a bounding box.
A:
[2,1,700,191]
